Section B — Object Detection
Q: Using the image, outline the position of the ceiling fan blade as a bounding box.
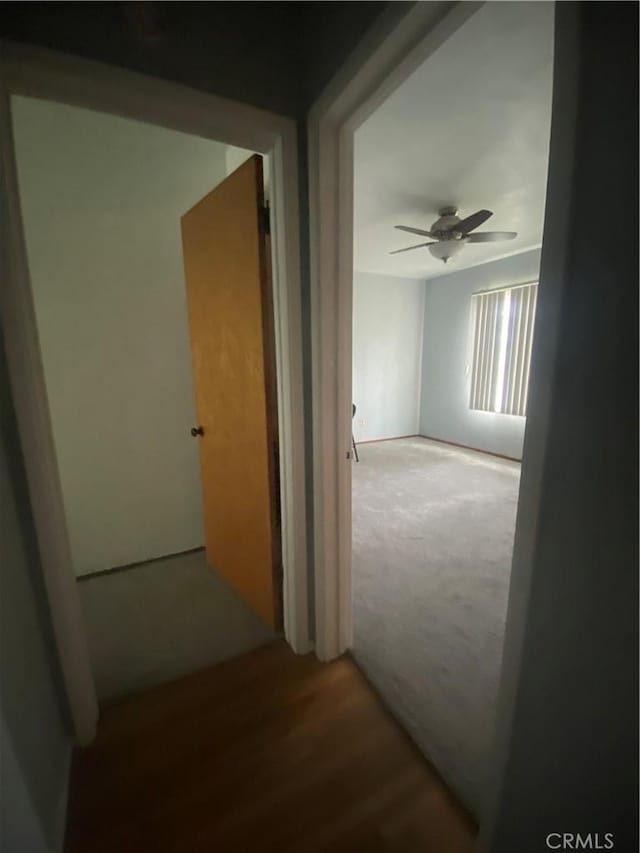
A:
[390,241,435,255]
[395,225,436,238]
[455,209,493,234]
[466,231,517,243]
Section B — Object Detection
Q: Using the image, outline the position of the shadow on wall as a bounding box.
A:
[0,330,71,852]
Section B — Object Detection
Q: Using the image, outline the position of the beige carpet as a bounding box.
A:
[352,437,520,818]
[78,549,274,705]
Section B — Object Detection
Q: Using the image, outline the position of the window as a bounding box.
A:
[469,282,538,417]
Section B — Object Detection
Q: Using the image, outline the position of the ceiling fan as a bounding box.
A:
[391,206,517,264]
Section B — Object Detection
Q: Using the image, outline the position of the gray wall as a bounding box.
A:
[352,271,424,442]
[0,333,71,852]
[11,96,232,576]
[482,2,638,849]
[0,713,50,852]
[420,249,541,460]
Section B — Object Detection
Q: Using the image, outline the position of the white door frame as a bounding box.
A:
[0,41,310,746]
[308,1,484,661]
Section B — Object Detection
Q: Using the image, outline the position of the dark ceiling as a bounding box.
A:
[0,1,391,117]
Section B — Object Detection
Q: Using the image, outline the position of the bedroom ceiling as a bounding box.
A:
[353,1,554,280]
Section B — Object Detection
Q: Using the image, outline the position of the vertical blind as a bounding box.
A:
[469,282,538,417]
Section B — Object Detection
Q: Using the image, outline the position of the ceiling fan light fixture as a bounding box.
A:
[392,208,517,262]
[428,238,467,264]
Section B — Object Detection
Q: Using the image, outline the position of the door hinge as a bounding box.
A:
[275,483,281,529]
[273,438,281,528]
[260,204,271,236]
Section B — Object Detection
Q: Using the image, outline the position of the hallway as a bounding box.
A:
[65,642,476,852]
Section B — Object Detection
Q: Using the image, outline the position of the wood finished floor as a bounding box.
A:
[66,642,476,853]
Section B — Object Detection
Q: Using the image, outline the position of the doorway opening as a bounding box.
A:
[10,96,284,704]
[311,0,553,824]
[0,46,309,743]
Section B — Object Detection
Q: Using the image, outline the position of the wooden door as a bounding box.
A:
[181,155,281,629]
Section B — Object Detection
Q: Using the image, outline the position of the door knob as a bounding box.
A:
[191,426,204,437]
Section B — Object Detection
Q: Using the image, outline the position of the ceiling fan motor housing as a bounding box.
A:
[427,207,466,262]
[431,206,464,239]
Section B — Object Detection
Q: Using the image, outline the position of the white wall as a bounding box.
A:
[352,271,424,442]
[11,96,233,576]
[420,249,542,459]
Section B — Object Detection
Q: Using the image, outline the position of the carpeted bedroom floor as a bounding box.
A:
[351,437,520,818]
